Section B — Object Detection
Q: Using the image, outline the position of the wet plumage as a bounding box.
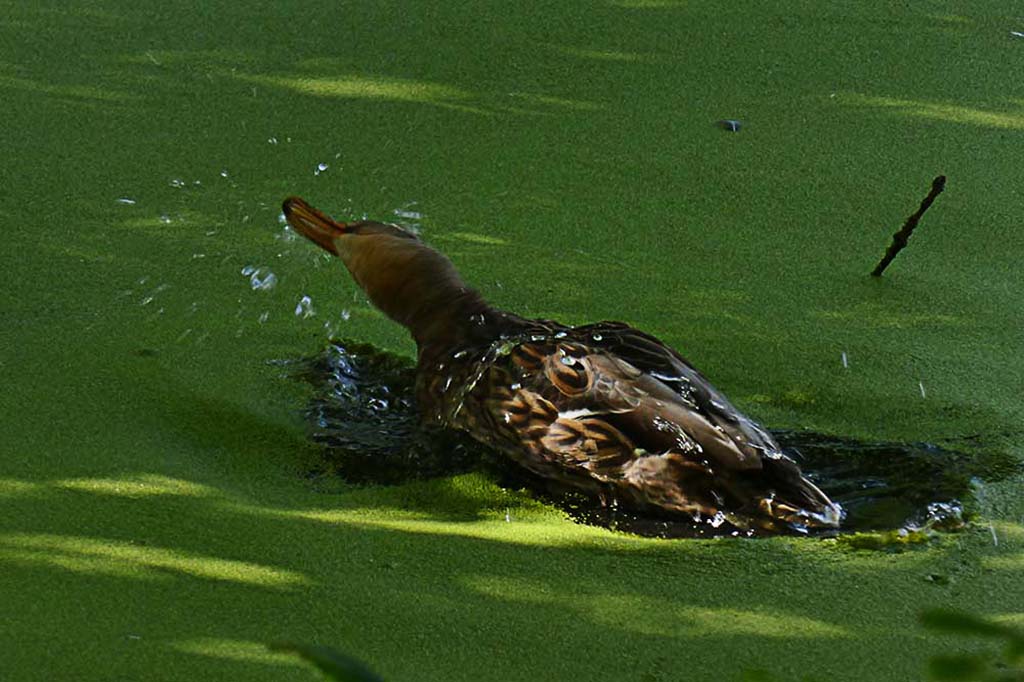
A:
[283,197,843,533]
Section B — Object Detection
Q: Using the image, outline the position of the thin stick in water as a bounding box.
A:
[871,175,946,277]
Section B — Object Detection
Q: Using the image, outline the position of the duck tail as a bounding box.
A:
[762,456,843,529]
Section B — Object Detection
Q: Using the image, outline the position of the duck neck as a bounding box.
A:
[407,286,503,358]
[343,238,527,361]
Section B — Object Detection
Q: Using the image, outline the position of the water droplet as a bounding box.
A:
[295,295,316,318]
[268,136,278,144]
[393,207,422,220]
[170,178,185,188]
[314,162,329,176]
[340,309,351,321]
[841,351,849,369]
[140,296,154,306]
[192,180,201,186]
[554,331,567,338]
[258,311,269,324]
[191,253,205,259]
[220,169,229,178]
[116,197,136,205]
[249,268,277,291]
[159,214,172,224]
[241,265,255,276]
[277,212,287,225]
[919,381,927,399]
[275,225,297,243]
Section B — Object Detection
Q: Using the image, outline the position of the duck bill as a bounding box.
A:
[282,196,348,255]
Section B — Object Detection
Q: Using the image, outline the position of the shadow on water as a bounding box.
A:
[284,340,1017,538]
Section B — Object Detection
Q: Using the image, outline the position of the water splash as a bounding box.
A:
[275,217,297,243]
[295,295,316,318]
[392,202,423,234]
[393,207,422,220]
[287,340,1016,538]
[251,268,277,291]
[240,265,278,291]
[289,341,478,484]
[314,162,329,176]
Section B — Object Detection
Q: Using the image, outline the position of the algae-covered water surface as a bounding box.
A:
[2,2,1023,681]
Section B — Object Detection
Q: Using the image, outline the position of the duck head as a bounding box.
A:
[282,197,491,349]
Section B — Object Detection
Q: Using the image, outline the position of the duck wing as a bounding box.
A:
[445,323,839,530]
[571,321,781,464]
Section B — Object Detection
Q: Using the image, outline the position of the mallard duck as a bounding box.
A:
[283,197,842,533]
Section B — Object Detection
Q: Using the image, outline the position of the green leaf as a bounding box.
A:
[269,642,384,682]
[926,654,987,681]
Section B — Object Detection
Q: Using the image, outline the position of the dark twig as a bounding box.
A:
[871,175,946,277]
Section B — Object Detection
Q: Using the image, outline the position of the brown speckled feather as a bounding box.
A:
[416,321,840,531]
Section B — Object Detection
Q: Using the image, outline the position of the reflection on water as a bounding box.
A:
[289,340,1016,538]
